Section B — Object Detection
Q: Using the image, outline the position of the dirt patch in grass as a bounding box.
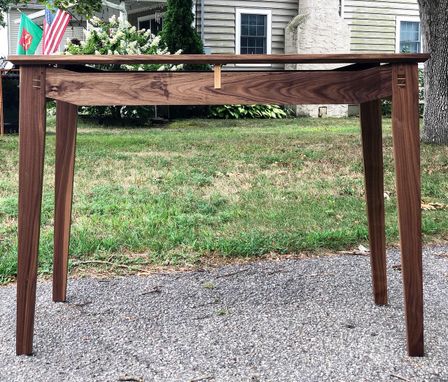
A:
[119,150,197,159]
[202,171,253,201]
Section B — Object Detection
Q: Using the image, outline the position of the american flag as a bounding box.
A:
[42,8,71,55]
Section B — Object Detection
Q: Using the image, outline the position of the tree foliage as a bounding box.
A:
[1,0,102,26]
[160,0,203,54]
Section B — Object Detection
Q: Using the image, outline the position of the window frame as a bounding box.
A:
[395,16,422,54]
[235,8,272,55]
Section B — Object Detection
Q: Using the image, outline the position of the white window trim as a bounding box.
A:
[339,0,345,18]
[395,16,422,53]
[235,8,272,60]
[128,6,160,16]
[137,13,164,31]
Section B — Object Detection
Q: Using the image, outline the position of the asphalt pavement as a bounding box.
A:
[1,246,447,382]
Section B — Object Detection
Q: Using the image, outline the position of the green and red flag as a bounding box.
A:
[17,13,43,55]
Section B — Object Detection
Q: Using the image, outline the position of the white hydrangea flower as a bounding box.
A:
[157,65,166,71]
[150,35,161,48]
[90,16,101,26]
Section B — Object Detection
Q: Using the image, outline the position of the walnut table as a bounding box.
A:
[7,53,429,357]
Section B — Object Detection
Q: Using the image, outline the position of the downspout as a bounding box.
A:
[6,8,11,55]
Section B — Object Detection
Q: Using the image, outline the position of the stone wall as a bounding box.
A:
[285,0,351,117]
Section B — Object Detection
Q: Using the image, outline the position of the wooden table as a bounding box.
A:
[7,53,429,357]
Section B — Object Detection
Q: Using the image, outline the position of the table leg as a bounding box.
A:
[391,63,424,357]
[16,66,47,355]
[360,100,387,306]
[53,102,78,302]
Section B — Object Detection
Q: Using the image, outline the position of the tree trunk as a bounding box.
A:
[418,0,448,144]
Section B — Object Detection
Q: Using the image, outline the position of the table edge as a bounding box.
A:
[6,53,430,66]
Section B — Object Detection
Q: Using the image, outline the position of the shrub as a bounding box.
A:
[65,15,182,123]
[209,104,289,119]
[161,0,203,55]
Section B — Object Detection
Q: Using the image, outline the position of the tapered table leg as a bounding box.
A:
[53,102,78,302]
[16,66,47,355]
[392,63,424,357]
[360,99,387,306]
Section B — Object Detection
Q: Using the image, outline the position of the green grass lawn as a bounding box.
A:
[1,117,447,282]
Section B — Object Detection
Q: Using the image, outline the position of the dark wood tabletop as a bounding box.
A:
[7,53,430,66]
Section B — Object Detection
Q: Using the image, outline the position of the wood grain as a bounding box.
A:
[13,54,426,358]
[53,101,78,303]
[391,63,424,357]
[360,100,387,306]
[45,66,392,106]
[16,66,47,356]
[7,53,429,66]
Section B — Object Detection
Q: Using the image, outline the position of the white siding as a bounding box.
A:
[344,0,420,52]
[201,0,298,54]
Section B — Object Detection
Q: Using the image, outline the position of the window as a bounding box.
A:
[240,14,267,54]
[396,17,421,53]
[138,13,163,35]
[236,9,271,55]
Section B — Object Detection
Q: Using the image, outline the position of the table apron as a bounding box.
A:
[45,66,392,106]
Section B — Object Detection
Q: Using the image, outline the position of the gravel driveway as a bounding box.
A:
[1,246,448,382]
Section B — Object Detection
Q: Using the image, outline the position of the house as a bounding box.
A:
[1,0,422,116]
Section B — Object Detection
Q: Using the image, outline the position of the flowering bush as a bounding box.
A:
[65,15,183,123]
